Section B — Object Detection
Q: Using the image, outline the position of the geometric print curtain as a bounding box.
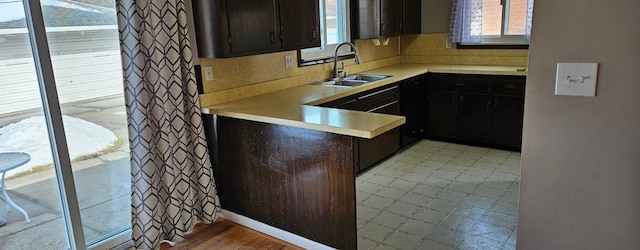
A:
[115,0,220,249]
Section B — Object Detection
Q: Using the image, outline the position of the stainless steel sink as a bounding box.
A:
[314,74,391,87]
[344,74,390,82]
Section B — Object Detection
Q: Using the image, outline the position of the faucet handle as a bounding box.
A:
[336,62,344,73]
[340,62,346,76]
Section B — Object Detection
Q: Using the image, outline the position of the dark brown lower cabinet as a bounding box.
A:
[358,126,400,173]
[319,83,401,173]
[487,95,525,148]
[399,75,428,147]
[204,115,357,249]
[426,73,526,150]
[427,90,458,140]
[457,93,489,143]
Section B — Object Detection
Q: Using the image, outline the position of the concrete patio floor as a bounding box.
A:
[0,95,131,249]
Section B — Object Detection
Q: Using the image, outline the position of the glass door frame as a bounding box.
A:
[21,0,131,249]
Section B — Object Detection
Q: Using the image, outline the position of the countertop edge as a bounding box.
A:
[202,64,526,138]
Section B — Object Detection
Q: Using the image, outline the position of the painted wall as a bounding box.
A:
[421,0,452,33]
[518,1,640,249]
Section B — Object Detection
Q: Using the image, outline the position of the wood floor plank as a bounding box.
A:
[159,219,303,250]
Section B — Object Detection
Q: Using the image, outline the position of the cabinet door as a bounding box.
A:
[400,76,427,147]
[279,0,320,49]
[402,0,421,34]
[226,0,280,54]
[457,94,489,143]
[380,0,403,37]
[357,85,400,173]
[487,96,524,149]
[358,102,400,173]
[427,91,458,140]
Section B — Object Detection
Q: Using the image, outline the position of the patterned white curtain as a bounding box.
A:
[116,0,220,249]
[525,0,535,42]
[449,0,483,44]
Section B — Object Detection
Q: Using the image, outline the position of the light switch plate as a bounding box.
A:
[555,63,598,97]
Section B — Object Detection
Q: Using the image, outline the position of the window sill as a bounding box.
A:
[456,44,529,50]
[297,53,356,67]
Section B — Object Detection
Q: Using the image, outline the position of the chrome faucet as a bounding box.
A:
[332,42,361,80]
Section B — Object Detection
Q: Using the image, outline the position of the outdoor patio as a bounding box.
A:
[0,95,131,249]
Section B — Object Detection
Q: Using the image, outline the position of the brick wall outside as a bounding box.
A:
[508,0,528,34]
[481,0,528,35]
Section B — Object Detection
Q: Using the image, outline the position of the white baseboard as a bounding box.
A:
[220,209,335,250]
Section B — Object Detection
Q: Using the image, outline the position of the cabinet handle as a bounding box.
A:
[270,31,275,44]
[455,83,465,87]
[494,97,499,108]
[312,29,317,40]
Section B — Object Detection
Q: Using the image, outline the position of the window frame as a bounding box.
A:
[479,0,527,45]
[454,0,532,46]
[298,0,354,66]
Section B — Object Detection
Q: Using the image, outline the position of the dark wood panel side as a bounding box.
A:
[214,116,357,250]
[203,114,219,180]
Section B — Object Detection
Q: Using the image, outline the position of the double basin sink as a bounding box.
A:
[313,74,391,87]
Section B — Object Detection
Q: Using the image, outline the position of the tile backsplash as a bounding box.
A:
[400,33,529,66]
[199,38,400,106]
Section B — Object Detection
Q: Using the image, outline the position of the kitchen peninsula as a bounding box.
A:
[202,64,526,249]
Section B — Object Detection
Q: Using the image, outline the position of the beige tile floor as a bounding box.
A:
[356,140,520,250]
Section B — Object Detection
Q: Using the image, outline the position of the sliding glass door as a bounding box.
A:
[0,0,130,248]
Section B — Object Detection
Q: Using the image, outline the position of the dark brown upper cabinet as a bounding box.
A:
[350,0,421,39]
[380,0,403,37]
[227,0,281,55]
[402,0,421,34]
[279,0,320,49]
[193,0,320,58]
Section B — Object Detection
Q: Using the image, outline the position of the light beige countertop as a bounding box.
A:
[202,63,526,139]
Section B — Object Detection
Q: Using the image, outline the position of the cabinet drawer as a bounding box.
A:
[490,76,526,96]
[358,85,400,113]
[368,101,400,115]
[428,74,489,93]
[319,96,358,110]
